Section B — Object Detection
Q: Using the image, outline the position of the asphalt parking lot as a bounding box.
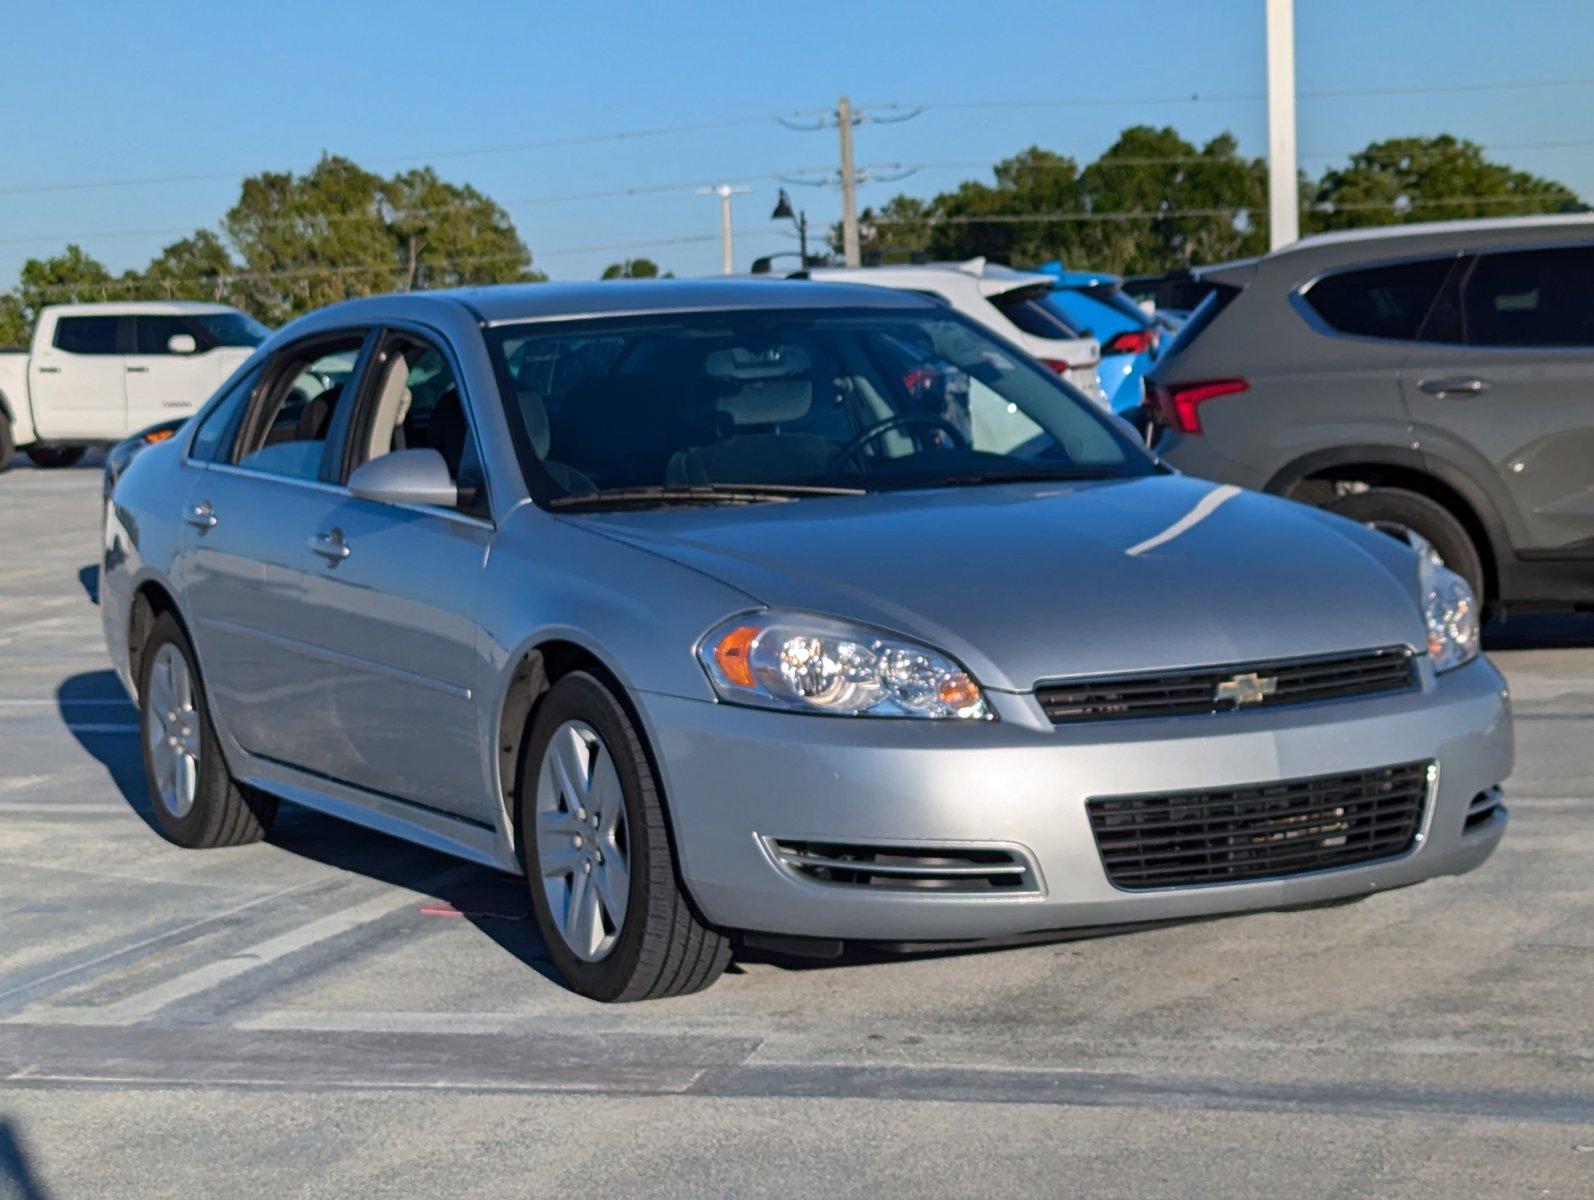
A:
[1,460,1591,1198]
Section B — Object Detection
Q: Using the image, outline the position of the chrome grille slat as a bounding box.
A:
[1037,647,1417,724]
[765,838,1041,894]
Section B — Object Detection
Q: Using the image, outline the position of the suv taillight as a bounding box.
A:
[1144,378,1248,434]
[1103,328,1157,355]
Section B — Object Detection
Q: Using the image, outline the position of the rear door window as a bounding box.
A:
[53,316,122,355]
[234,335,368,481]
[1461,246,1594,346]
[988,286,1082,340]
[1303,258,1454,340]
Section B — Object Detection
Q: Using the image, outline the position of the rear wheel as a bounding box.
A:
[520,672,730,1001]
[1323,486,1486,603]
[0,413,13,472]
[25,444,86,469]
[138,612,277,848]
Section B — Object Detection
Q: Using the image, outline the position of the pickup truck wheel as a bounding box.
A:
[138,612,278,848]
[1323,487,1486,604]
[520,671,730,1002]
[0,414,12,472]
[24,444,86,469]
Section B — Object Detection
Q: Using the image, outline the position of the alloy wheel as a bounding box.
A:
[534,720,631,961]
[145,643,201,819]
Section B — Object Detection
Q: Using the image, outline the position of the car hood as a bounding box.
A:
[565,475,1427,692]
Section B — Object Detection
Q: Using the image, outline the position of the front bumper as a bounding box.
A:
[640,655,1512,941]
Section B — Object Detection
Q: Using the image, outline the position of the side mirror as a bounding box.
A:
[167,333,198,355]
[347,448,458,509]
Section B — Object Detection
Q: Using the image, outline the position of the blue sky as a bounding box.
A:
[3,0,1592,285]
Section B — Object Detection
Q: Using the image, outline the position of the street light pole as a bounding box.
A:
[771,188,810,265]
[698,184,752,274]
[1265,0,1299,249]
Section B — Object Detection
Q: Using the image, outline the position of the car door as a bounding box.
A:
[180,330,375,770]
[124,315,228,435]
[1401,244,1594,555]
[258,326,497,824]
[28,314,126,439]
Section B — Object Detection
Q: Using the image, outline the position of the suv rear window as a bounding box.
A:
[1303,257,1453,340]
[988,286,1082,340]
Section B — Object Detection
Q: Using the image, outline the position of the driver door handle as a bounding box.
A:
[308,529,351,562]
[183,501,218,529]
[1418,377,1490,397]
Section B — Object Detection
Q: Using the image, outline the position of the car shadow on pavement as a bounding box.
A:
[0,1119,51,1200]
[57,669,566,990]
[1483,612,1594,650]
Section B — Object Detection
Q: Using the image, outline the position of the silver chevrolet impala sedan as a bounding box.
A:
[101,280,1512,1001]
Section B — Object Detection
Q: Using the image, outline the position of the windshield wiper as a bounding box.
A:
[921,469,1123,488]
[549,482,866,511]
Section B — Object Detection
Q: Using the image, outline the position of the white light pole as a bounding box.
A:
[1265,0,1299,249]
[698,184,752,275]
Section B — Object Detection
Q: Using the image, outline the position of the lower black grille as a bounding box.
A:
[1037,646,1417,724]
[765,838,1039,893]
[1464,787,1505,833]
[1087,761,1432,890]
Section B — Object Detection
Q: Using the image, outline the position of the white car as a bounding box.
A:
[0,301,269,469]
[804,260,1105,404]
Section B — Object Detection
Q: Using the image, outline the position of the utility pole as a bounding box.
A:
[1265,0,1299,249]
[837,96,862,267]
[697,184,752,274]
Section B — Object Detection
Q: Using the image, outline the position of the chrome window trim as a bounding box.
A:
[206,462,497,531]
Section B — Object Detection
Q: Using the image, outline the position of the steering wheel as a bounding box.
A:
[836,413,969,470]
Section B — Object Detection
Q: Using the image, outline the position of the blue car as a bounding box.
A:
[1035,264,1161,415]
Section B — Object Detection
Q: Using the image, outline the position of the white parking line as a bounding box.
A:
[46,867,470,1025]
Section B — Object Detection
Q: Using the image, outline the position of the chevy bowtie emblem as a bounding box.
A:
[1214,671,1278,706]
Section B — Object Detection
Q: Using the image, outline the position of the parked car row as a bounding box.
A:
[101,262,1511,1001]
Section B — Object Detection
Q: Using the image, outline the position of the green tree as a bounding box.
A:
[1308,135,1578,231]
[223,154,538,324]
[600,257,664,279]
[17,244,115,317]
[141,230,240,302]
[0,293,28,349]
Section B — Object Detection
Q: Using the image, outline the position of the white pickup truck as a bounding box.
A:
[0,301,269,470]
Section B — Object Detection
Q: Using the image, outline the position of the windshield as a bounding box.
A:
[486,307,1154,506]
[191,311,272,348]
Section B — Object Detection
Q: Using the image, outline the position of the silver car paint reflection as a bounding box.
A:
[101,281,1511,946]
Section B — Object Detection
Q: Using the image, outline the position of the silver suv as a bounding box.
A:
[1146,214,1594,609]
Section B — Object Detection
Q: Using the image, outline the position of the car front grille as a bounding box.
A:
[763,838,1040,894]
[1086,761,1432,890]
[1036,646,1417,724]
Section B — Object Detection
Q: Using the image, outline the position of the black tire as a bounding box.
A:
[519,671,730,1002]
[25,443,86,468]
[1323,487,1486,603]
[137,611,277,848]
[0,412,13,472]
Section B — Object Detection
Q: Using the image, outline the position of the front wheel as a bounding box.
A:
[138,612,277,847]
[25,443,86,469]
[520,672,729,1001]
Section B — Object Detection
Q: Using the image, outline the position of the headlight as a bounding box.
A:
[1409,532,1480,673]
[697,611,992,719]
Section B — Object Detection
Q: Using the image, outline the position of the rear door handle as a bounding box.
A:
[183,501,217,529]
[37,366,60,374]
[1418,377,1490,397]
[308,530,351,562]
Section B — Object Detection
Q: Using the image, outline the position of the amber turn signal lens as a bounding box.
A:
[937,672,982,709]
[712,625,760,688]
[145,428,177,443]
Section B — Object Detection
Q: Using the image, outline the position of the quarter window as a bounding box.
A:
[1303,258,1454,341]
[189,364,263,463]
[1461,246,1594,347]
[53,316,121,355]
[235,337,365,481]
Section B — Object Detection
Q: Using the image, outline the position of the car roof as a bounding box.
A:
[438,278,938,325]
[44,301,243,317]
[1034,262,1123,288]
[807,259,1055,287]
[1274,212,1594,257]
